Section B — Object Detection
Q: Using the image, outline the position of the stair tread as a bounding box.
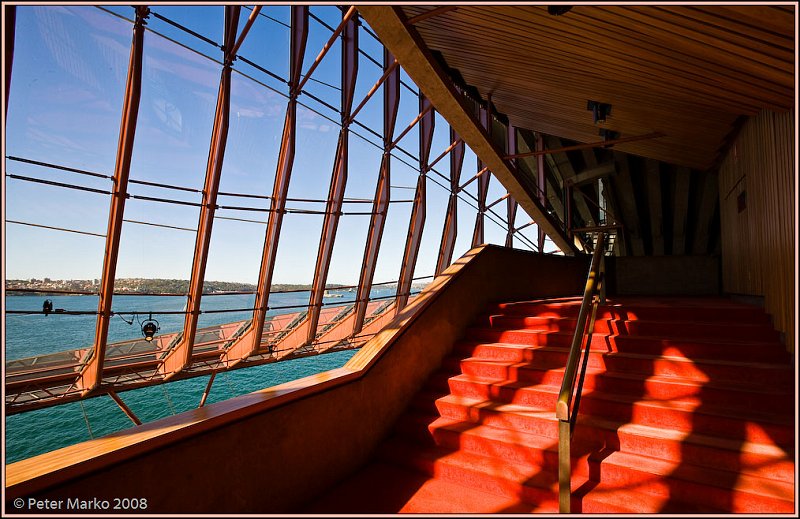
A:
[449,372,786,410]
[428,392,793,432]
[420,397,793,460]
[486,314,777,331]
[383,434,793,502]
[458,339,794,370]
[591,449,795,500]
[304,461,550,514]
[572,479,727,513]
[496,297,770,312]
[381,434,555,488]
[453,355,794,396]
[476,325,789,354]
[376,437,671,513]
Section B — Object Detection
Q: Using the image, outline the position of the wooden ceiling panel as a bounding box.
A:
[419,31,770,114]
[399,4,794,171]
[595,7,792,86]
[668,6,795,50]
[423,8,776,111]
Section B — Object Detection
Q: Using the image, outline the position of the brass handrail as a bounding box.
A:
[556,230,606,513]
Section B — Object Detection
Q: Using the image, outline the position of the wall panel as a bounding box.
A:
[719,109,795,353]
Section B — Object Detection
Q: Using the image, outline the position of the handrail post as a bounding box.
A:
[599,251,607,304]
[556,231,606,513]
[558,419,572,513]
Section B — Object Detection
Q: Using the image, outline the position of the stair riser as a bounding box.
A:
[380,443,676,514]
[430,397,558,438]
[441,376,794,439]
[444,370,794,418]
[404,423,557,469]
[573,427,794,483]
[452,358,793,407]
[454,345,793,388]
[430,396,795,453]
[581,395,795,443]
[486,317,780,343]
[378,445,558,505]
[490,304,773,325]
[394,412,793,484]
[447,377,558,408]
[464,331,788,364]
[432,397,794,449]
[466,328,789,366]
[577,460,795,513]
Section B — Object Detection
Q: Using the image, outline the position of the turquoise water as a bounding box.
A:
[4,290,394,463]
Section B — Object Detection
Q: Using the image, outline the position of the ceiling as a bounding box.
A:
[399,4,795,171]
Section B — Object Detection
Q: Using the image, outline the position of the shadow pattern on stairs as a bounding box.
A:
[302,296,795,514]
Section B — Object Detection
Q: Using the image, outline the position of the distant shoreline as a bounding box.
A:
[3,279,420,297]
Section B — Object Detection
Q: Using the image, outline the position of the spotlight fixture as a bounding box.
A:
[141,313,160,342]
[587,100,612,124]
[599,128,620,147]
[548,5,573,16]
[43,299,53,316]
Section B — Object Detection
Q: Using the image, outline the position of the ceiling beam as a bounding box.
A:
[672,166,691,255]
[568,161,616,187]
[545,135,596,229]
[692,169,719,255]
[506,131,667,160]
[644,159,664,255]
[357,5,577,255]
[614,153,645,256]
[517,129,564,220]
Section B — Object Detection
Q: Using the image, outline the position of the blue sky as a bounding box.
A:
[5,5,543,286]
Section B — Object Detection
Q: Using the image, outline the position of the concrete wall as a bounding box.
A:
[6,246,589,514]
[605,255,721,296]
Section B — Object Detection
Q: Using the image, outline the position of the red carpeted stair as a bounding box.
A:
[304,296,796,513]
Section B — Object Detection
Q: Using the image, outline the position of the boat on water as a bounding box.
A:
[323,290,344,298]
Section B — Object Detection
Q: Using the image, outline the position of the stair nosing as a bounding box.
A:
[456,338,794,370]
[423,394,794,457]
[438,374,795,427]
[450,356,794,396]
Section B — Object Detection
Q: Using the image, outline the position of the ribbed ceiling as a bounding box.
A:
[401,5,795,171]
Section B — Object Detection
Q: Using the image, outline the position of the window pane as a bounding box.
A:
[5,6,129,359]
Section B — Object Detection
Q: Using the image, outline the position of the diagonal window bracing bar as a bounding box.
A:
[159,6,240,379]
[537,133,547,252]
[472,104,491,247]
[352,48,400,336]
[506,123,519,248]
[295,6,357,96]
[78,6,148,394]
[305,11,359,345]
[221,6,309,368]
[435,127,465,276]
[356,6,577,255]
[395,94,434,313]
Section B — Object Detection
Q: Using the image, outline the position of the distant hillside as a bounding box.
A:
[5,278,349,295]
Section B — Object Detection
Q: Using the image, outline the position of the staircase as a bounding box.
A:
[305,296,796,513]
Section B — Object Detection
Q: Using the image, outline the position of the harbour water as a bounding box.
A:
[4,288,397,463]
